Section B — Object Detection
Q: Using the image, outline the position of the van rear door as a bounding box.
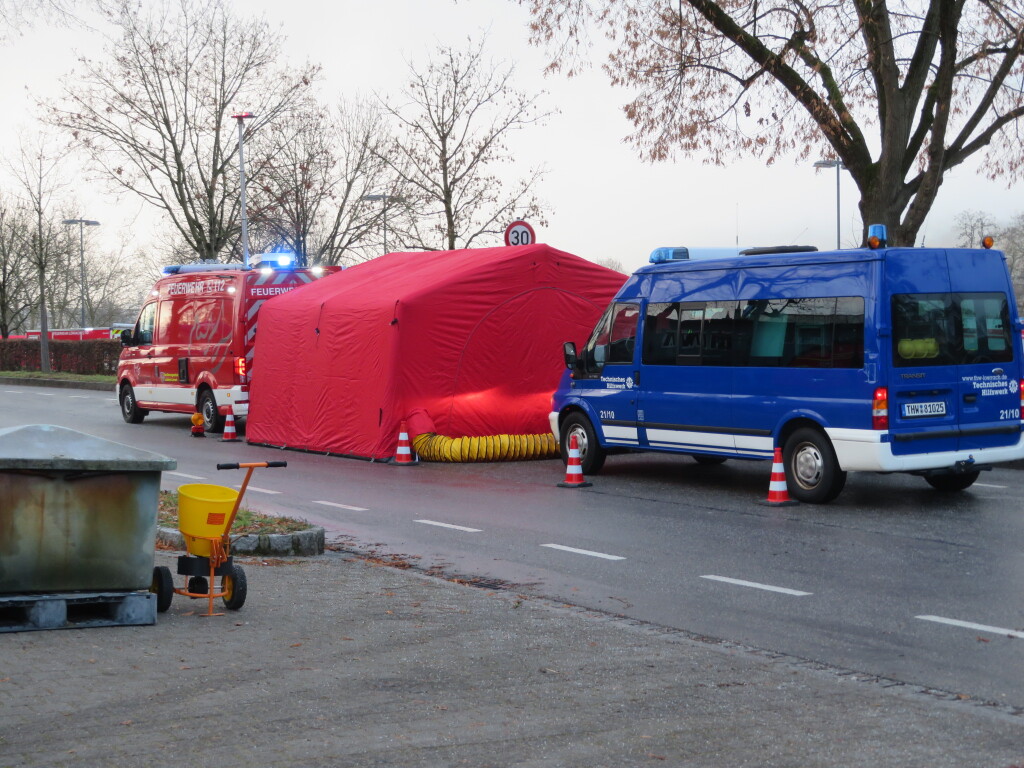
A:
[887,250,958,456]
[887,249,1021,456]
[945,251,1020,452]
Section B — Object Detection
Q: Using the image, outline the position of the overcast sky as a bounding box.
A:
[2,0,1021,274]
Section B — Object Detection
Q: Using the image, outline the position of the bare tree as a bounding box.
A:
[997,212,1024,313]
[50,0,319,262]
[522,1,1024,246]
[378,37,551,251]
[248,98,396,266]
[7,137,73,370]
[0,195,38,338]
[0,0,78,41]
[954,210,1001,249]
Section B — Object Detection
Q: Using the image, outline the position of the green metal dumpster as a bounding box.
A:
[0,425,177,595]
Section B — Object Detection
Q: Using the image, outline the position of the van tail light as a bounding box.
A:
[235,356,247,380]
[1020,379,1023,410]
[872,387,889,430]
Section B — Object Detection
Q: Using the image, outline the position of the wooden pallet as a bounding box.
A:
[0,591,156,633]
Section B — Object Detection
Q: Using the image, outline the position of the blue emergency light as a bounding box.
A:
[649,247,690,264]
[867,224,888,249]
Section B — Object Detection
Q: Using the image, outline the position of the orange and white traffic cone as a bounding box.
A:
[391,421,418,465]
[558,434,592,488]
[221,407,239,442]
[759,446,798,506]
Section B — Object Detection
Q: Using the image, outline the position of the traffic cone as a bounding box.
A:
[391,421,418,465]
[190,411,205,438]
[558,434,592,488]
[758,446,798,506]
[221,407,239,442]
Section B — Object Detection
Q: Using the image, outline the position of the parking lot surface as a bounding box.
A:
[2,550,1022,767]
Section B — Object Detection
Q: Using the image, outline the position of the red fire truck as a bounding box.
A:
[117,261,339,432]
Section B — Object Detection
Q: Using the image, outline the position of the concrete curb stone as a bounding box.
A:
[156,525,325,556]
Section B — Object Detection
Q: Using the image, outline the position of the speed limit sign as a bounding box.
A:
[504,220,536,247]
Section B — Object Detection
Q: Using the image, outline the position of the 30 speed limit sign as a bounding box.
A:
[504,220,536,246]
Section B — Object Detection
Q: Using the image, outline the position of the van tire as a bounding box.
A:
[199,389,225,433]
[925,471,980,492]
[119,383,147,424]
[561,413,606,475]
[783,427,846,504]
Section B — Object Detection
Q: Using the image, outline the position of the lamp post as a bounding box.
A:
[813,159,844,249]
[232,112,256,267]
[62,218,100,327]
[361,194,404,254]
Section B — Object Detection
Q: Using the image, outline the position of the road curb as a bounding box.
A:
[0,375,113,392]
[156,526,326,556]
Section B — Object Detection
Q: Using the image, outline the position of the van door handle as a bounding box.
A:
[964,393,977,403]
[992,368,1005,376]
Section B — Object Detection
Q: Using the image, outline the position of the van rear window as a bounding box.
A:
[892,292,1013,367]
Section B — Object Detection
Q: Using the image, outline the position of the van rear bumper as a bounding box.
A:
[827,427,1024,472]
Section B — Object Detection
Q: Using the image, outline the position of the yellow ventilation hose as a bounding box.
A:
[412,432,559,462]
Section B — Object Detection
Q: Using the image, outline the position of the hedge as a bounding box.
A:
[0,339,122,375]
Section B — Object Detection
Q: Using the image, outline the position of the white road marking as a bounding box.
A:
[314,500,369,512]
[3,390,22,394]
[416,519,482,533]
[35,393,55,396]
[973,482,1006,489]
[167,471,206,480]
[700,575,812,596]
[69,395,90,399]
[541,543,625,561]
[236,485,281,495]
[915,614,1024,639]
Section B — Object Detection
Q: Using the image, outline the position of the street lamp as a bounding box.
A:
[232,112,256,268]
[813,159,845,249]
[62,218,100,327]
[361,194,404,254]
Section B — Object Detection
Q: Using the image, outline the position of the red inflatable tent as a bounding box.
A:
[246,243,626,460]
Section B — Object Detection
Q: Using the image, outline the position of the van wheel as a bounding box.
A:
[119,383,147,424]
[561,413,606,475]
[199,390,225,433]
[783,428,846,504]
[925,471,980,492]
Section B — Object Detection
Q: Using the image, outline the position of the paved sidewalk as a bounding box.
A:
[1,551,1022,767]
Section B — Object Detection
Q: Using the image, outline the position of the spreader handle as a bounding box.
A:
[216,461,288,470]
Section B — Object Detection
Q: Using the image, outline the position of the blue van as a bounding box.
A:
[550,228,1024,503]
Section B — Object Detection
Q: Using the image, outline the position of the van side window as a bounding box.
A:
[644,297,863,368]
[892,292,1012,366]
[135,302,157,346]
[739,297,864,368]
[582,302,639,374]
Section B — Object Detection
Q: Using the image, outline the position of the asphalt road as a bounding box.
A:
[3,382,1023,711]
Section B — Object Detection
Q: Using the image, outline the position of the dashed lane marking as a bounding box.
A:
[167,471,206,480]
[314,500,369,512]
[915,614,1024,639]
[973,482,1006,489]
[416,519,482,533]
[541,544,625,561]
[701,574,812,596]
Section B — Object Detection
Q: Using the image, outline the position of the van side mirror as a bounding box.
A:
[562,341,578,369]
[120,329,134,347]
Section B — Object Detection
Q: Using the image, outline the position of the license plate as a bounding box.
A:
[902,401,946,418]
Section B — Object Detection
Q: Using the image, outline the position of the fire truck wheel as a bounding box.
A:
[119,383,147,424]
[199,389,225,433]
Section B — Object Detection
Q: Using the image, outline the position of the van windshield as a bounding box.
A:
[892,292,1013,367]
